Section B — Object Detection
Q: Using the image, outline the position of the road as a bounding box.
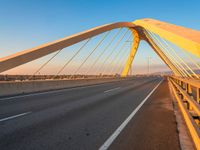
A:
[0,77,163,150]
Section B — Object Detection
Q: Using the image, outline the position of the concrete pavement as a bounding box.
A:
[109,79,180,150]
[0,77,180,150]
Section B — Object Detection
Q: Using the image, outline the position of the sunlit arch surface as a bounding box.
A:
[0,22,135,73]
[0,18,200,77]
[134,18,200,57]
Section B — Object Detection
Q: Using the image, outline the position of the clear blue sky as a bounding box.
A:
[0,0,200,74]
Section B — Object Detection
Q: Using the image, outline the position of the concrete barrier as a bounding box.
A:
[0,78,124,97]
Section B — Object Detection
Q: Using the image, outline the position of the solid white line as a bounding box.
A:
[104,87,121,93]
[0,83,105,101]
[99,79,163,150]
[0,112,32,122]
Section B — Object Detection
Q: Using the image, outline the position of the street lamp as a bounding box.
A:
[147,56,152,75]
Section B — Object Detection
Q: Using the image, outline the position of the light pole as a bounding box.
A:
[147,56,152,75]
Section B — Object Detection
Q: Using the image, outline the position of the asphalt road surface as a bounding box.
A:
[0,77,167,150]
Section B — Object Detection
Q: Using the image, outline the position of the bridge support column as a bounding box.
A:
[121,29,140,77]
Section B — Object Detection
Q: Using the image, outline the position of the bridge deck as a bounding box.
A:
[0,77,183,150]
[109,79,180,150]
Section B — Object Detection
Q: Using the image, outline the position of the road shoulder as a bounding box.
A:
[109,79,180,150]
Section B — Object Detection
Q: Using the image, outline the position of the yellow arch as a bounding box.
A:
[121,29,183,77]
[0,18,198,77]
[121,29,140,76]
[121,18,200,77]
[134,18,200,57]
[0,22,135,73]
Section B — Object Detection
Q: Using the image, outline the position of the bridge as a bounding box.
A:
[0,19,200,150]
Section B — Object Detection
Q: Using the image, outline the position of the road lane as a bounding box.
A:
[0,77,155,118]
[0,77,162,150]
[108,79,180,150]
[99,80,163,150]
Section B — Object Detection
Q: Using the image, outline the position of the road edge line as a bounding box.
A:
[99,79,163,150]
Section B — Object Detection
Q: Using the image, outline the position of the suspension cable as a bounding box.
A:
[53,38,91,78]
[151,33,189,77]
[116,47,131,75]
[85,28,122,75]
[165,40,200,71]
[29,49,62,80]
[160,37,199,78]
[144,30,183,77]
[99,28,129,74]
[148,31,191,78]
[70,31,109,78]
[181,48,200,70]
[150,32,189,77]
[107,34,132,74]
[149,32,188,77]
[109,45,129,75]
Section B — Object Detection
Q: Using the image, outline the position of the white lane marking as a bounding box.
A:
[104,87,121,93]
[99,79,163,150]
[0,112,32,122]
[0,83,105,101]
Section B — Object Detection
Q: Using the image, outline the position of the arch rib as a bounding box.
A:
[134,18,200,57]
[0,22,135,73]
[121,29,140,77]
[0,18,198,76]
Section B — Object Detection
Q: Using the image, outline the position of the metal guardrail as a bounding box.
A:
[168,76,200,149]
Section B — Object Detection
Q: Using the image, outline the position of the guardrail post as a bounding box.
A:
[197,88,200,104]
[185,101,190,110]
[179,80,181,86]
[180,91,184,99]
[181,81,184,89]
[186,83,192,96]
[169,76,200,149]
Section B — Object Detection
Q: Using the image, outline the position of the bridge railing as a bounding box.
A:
[168,76,200,149]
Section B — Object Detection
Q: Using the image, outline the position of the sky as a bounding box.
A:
[0,0,200,75]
